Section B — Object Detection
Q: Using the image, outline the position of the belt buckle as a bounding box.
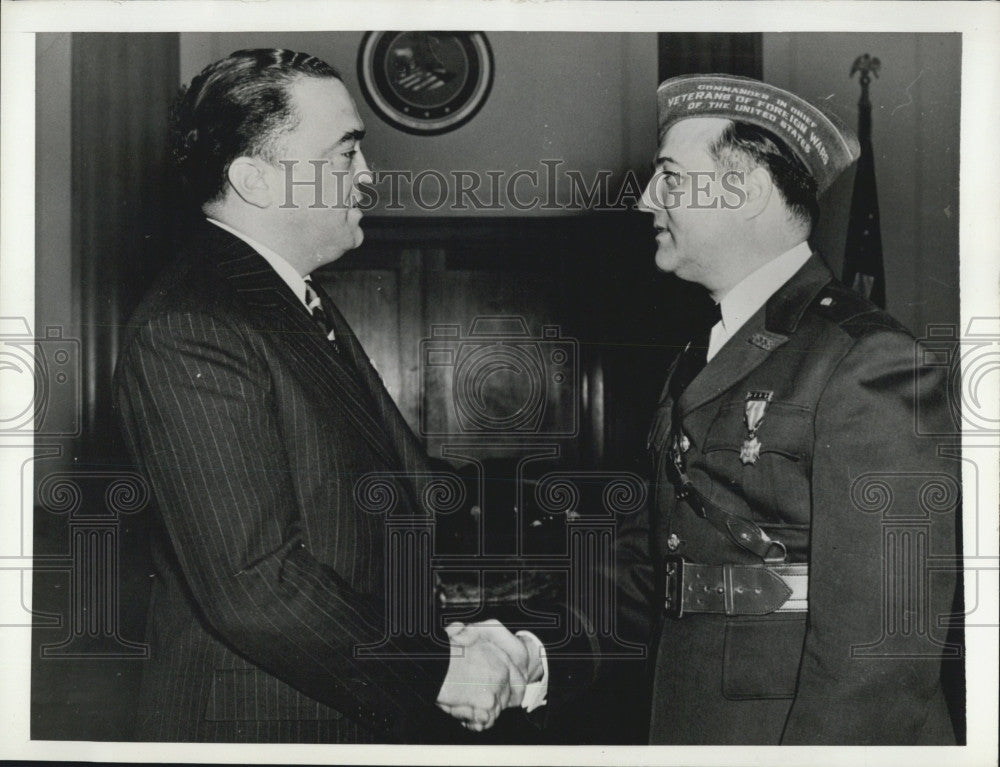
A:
[664,555,685,618]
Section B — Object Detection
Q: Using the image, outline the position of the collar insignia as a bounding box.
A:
[748,331,787,351]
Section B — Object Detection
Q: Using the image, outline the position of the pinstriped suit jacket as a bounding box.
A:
[114,221,452,742]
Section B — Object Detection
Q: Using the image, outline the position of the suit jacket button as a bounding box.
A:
[666,533,681,551]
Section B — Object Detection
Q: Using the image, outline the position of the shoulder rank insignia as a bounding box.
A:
[741,390,773,465]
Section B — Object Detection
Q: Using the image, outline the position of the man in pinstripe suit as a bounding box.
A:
[114,49,546,743]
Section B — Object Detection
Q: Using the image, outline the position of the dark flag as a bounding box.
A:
[842,54,886,308]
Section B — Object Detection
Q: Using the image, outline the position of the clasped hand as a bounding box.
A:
[435,619,543,731]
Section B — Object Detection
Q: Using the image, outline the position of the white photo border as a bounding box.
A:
[2,2,998,765]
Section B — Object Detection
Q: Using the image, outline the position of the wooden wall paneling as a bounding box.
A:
[422,266,579,466]
[318,247,433,436]
[402,247,434,436]
[323,268,404,408]
[329,215,669,473]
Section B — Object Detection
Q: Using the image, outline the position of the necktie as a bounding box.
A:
[304,278,339,351]
[669,301,722,402]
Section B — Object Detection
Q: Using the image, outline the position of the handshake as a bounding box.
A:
[435,619,546,731]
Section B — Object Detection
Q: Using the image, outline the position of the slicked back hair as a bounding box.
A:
[709,120,820,233]
[170,49,342,207]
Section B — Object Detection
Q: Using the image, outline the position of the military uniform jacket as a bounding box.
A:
[617,254,959,744]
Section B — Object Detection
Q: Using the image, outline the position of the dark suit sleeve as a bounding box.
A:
[613,483,661,648]
[115,311,450,740]
[781,328,958,744]
[527,472,657,741]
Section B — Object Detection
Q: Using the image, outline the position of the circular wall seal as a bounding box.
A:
[357,31,494,136]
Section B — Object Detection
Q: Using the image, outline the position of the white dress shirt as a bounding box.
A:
[706,241,813,362]
[207,217,311,308]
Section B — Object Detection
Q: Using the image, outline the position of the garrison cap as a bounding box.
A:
[657,74,861,194]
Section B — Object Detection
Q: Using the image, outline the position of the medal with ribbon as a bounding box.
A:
[740,390,773,465]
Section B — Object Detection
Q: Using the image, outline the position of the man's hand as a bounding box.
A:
[436,619,537,731]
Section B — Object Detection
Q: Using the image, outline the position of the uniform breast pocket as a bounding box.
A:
[701,401,813,523]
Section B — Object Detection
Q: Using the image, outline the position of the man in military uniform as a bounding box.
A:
[618,74,960,744]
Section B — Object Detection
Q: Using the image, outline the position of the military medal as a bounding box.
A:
[740,390,773,465]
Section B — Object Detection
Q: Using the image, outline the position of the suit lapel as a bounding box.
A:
[317,285,436,482]
[676,254,833,418]
[201,223,403,469]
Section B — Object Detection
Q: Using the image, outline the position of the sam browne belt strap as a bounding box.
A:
[663,555,808,618]
[663,430,788,564]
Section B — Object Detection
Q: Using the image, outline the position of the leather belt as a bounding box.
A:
[664,555,808,618]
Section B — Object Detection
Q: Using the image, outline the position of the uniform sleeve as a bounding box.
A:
[114,312,451,741]
[781,327,959,744]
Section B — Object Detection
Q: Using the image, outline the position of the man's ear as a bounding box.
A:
[225,157,273,208]
[739,166,774,220]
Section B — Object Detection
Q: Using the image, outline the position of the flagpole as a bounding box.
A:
[843,54,887,308]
